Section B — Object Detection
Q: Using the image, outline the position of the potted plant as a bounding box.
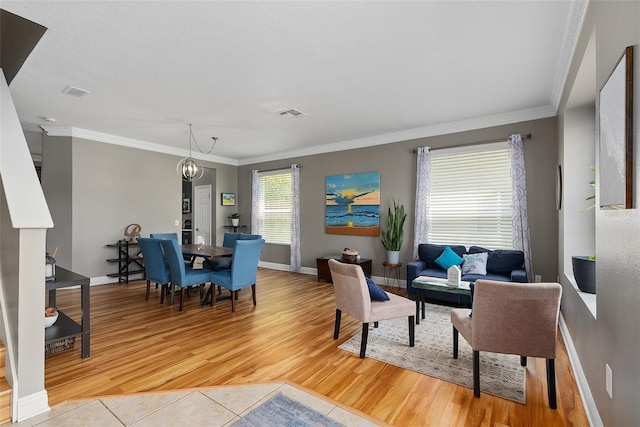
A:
[381,199,406,264]
[573,167,596,294]
[229,213,240,227]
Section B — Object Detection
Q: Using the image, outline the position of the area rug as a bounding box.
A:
[338,302,526,403]
[232,393,344,427]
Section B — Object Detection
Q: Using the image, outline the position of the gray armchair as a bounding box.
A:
[329,259,415,358]
[450,279,562,408]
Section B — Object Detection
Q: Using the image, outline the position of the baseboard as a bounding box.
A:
[16,390,49,422]
[559,313,603,427]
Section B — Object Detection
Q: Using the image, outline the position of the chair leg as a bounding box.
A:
[408,316,415,347]
[179,288,185,311]
[212,284,218,307]
[251,284,257,306]
[231,291,236,312]
[160,284,166,304]
[360,323,369,358]
[547,358,557,409]
[521,356,527,367]
[374,321,379,328]
[473,350,480,397]
[453,326,459,358]
[334,309,342,339]
[145,280,151,300]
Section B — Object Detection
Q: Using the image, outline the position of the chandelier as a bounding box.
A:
[177,124,218,182]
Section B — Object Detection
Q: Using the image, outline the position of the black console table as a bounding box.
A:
[106,240,144,283]
[45,267,90,358]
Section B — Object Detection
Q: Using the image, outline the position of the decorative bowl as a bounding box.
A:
[45,308,59,328]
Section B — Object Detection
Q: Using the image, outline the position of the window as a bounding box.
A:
[255,169,292,244]
[428,142,512,249]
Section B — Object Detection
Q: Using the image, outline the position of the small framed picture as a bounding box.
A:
[221,193,236,206]
[182,198,191,214]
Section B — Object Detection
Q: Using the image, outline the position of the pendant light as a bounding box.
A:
[177,124,204,182]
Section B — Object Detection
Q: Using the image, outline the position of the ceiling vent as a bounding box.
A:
[62,85,90,97]
[279,108,305,117]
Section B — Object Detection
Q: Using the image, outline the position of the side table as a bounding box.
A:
[383,262,402,287]
[316,256,372,283]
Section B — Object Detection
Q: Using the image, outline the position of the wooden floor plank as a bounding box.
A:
[45,268,588,426]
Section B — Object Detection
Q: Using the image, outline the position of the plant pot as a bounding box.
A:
[571,256,596,294]
[231,218,239,226]
[386,251,400,265]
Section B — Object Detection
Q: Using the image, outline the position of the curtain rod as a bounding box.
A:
[253,164,301,173]
[412,133,532,153]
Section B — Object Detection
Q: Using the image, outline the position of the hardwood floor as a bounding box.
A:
[45,269,589,426]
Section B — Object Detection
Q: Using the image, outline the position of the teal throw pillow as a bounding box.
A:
[435,246,464,270]
[366,278,390,301]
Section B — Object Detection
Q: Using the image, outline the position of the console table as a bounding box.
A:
[316,255,372,283]
[45,267,90,358]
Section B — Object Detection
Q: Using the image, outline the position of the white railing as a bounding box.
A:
[0,69,53,421]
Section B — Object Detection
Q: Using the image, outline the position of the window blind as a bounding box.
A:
[256,169,292,245]
[428,143,513,249]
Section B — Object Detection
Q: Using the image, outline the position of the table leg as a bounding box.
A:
[415,289,421,325]
[48,289,56,307]
[81,283,90,358]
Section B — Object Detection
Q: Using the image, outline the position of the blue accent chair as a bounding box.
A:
[136,238,171,302]
[159,239,212,311]
[207,239,265,312]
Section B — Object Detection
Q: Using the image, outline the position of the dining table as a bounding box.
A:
[178,244,233,306]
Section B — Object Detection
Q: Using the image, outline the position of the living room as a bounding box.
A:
[1,1,639,426]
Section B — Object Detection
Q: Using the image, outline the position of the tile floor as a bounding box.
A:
[14,382,383,426]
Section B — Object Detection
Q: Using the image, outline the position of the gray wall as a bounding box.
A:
[40,135,236,278]
[239,116,559,283]
[558,2,640,425]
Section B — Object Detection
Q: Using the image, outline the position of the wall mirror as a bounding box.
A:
[598,45,634,209]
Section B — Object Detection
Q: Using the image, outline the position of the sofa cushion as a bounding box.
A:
[462,252,488,275]
[419,244,466,269]
[366,277,390,301]
[468,246,524,274]
[435,246,464,270]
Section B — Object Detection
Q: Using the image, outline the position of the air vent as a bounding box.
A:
[62,85,90,97]
[279,109,305,117]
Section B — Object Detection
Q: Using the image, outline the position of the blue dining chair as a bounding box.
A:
[207,239,265,312]
[151,232,194,266]
[136,238,171,302]
[204,233,262,272]
[159,239,212,311]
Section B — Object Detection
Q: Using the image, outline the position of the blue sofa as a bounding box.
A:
[406,243,527,305]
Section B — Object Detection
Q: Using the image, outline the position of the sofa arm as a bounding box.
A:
[406,260,426,296]
[511,268,528,283]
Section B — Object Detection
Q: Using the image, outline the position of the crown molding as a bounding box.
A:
[550,0,591,113]
[237,104,556,165]
[40,126,239,166]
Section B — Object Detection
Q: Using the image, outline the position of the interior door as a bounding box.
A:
[194,185,212,245]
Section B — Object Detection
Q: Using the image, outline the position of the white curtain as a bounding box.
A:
[508,134,533,281]
[251,170,260,234]
[413,146,431,260]
[290,164,301,272]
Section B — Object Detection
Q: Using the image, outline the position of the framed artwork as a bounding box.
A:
[325,171,380,236]
[221,192,236,206]
[599,45,634,209]
[182,198,191,214]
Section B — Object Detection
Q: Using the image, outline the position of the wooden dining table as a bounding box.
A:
[180,244,233,259]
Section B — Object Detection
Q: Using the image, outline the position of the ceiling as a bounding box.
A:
[3,1,584,166]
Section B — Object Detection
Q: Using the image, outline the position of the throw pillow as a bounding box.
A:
[366,278,390,301]
[434,246,464,270]
[462,252,488,275]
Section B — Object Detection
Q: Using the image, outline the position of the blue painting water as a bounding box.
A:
[326,204,379,227]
